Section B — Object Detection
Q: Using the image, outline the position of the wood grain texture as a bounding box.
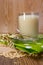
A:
[0,55,43,65]
[0,0,43,33]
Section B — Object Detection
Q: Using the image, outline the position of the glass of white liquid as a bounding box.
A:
[18,13,39,38]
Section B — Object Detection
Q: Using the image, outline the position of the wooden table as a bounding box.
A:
[0,55,43,65]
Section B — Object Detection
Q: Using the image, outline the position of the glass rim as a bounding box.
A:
[19,12,39,16]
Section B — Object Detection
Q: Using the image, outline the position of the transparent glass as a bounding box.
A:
[18,12,39,38]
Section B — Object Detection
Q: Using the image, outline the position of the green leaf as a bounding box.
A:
[10,38,24,44]
[0,39,8,45]
[11,37,43,54]
[15,44,37,53]
[37,38,43,43]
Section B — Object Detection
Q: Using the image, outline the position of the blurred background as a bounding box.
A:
[0,0,43,33]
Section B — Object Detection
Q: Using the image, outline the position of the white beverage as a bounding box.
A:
[18,13,39,37]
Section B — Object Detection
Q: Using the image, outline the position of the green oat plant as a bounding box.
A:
[10,37,43,54]
[0,34,43,54]
[0,39,8,46]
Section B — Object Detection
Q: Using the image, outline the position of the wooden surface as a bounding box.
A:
[0,0,43,33]
[0,0,43,65]
[0,55,43,65]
